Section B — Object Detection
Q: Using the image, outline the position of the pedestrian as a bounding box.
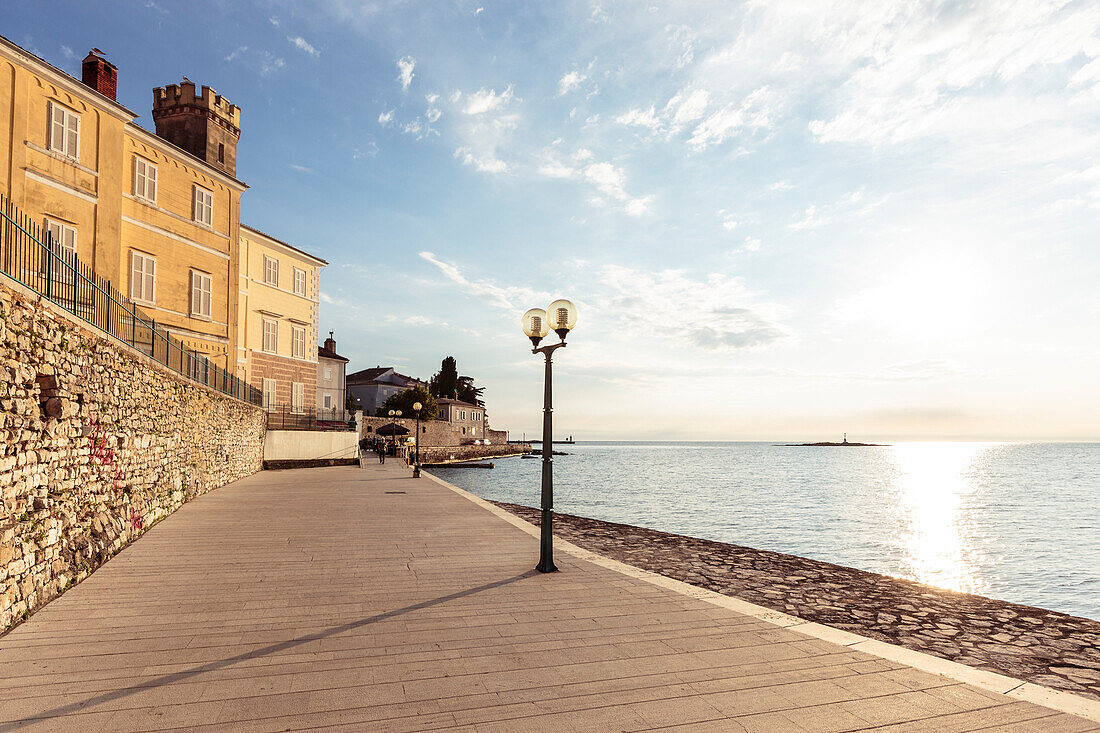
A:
[377,441,386,464]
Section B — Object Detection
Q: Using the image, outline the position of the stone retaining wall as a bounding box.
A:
[496,502,1100,701]
[418,444,531,464]
[0,282,266,632]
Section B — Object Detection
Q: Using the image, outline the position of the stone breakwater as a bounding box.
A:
[418,445,531,464]
[495,502,1100,701]
[0,283,266,633]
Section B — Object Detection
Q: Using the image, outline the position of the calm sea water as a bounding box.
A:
[430,442,1100,621]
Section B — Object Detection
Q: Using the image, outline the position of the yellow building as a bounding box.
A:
[237,225,326,411]
[0,37,246,364]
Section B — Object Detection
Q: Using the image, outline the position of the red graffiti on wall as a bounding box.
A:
[86,420,126,494]
[130,507,144,532]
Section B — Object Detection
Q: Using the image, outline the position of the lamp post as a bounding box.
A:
[388,409,402,456]
[412,401,423,478]
[521,299,578,574]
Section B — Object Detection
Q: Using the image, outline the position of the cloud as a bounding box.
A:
[288,36,319,57]
[741,236,761,253]
[687,87,773,150]
[419,252,540,311]
[616,106,661,131]
[597,266,788,350]
[224,46,247,62]
[425,93,442,123]
[268,16,280,27]
[289,164,315,174]
[260,53,285,76]
[538,160,576,179]
[788,189,884,230]
[397,56,415,90]
[558,71,586,95]
[454,147,507,174]
[462,85,515,115]
[582,161,651,216]
[60,45,76,60]
[768,180,794,192]
[378,109,394,127]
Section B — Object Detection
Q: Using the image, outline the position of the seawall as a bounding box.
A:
[0,281,266,632]
[495,501,1100,701]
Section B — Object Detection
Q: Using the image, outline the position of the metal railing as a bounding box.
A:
[0,195,262,406]
[265,405,357,431]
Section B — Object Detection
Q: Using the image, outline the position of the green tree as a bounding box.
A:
[429,356,459,399]
[375,387,437,420]
[456,376,485,406]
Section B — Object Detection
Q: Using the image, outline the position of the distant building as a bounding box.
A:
[346,367,427,415]
[316,332,348,413]
[237,225,326,412]
[435,398,487,440]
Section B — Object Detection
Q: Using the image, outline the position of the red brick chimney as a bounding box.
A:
[81,49,117,101]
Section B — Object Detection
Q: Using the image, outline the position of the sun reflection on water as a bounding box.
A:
[890,442,988,595]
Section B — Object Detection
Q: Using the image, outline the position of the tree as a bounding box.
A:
[429,357,459,399]
[456,376,485,407]
[375,386,437,420]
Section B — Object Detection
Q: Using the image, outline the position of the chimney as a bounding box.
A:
[81,49,117,101]
[324,331,336,353]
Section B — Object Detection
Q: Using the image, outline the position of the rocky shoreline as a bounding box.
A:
[494,501,1100,701]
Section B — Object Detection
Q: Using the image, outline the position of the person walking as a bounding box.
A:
[377,441,386,464]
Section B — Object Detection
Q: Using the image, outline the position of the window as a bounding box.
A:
[193,186,213,226]
[44,219,77,283]
[133,156,157,202]
[323,367,332,381]
[262,318,278,353]
[218,143,225,163]
[130,251,156,304]
[323,394,332,409]
[293,268,306,296]
[460,410,467,420]
[263,256,279,286]
[190,271,212,319]
[262,378,277,411]
[48,102,80,160]
[291,382,304,413]
[291,326,306,359]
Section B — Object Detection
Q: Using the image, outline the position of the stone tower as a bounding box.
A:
[151,81,241,177]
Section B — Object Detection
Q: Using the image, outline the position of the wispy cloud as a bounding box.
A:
[289,164,315,174]
[419,252,541,310]
[462,86,515,115]
[558,71,585,95]
[397,56,415,90]
[224,45,247,62]
[288,36,319,57]
[454,147,507,174]
[60,45,76,60]
[260,53,285,76]
[378,109,394,127]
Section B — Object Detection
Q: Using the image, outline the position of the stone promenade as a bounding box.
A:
[0,464,1096,732]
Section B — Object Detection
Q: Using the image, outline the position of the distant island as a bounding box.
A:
[779,434,889,447]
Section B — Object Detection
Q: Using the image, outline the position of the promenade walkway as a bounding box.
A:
[0,464,1096,732]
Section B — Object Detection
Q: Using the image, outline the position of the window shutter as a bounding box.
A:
[50,103,64,152]
[67,114,79,159]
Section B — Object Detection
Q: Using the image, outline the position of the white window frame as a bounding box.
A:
[48,102,80,161]
[293,267,306,296]
[190,270,212,319]
[133,156,157,203]
[44,218,77,284]
[263,255,279,286]
[262,318,278,354]
[130,250,156,305]
[192,185,214,227]
[291,382,305,414]
[323,393,332,409]
[291,325,306,359]
[262,378,277,411]
[323,366,333,381]
[460,410,466,420]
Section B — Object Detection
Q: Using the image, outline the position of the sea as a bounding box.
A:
[428,442,1100,621]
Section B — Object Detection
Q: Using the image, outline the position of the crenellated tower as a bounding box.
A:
[151,81,241,177]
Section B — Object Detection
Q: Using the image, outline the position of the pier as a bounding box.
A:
[1,465,1096,730]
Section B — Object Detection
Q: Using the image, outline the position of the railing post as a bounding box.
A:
[44,232,53,301]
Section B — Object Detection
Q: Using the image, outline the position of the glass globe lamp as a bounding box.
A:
[522,308,550,346]
[546,299,577,339]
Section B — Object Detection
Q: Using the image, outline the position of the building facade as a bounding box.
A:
[316,332,348,412]
[346,367,428,416]
[434,398,487,441]
[0,39,247,362]
[237,225,326,411]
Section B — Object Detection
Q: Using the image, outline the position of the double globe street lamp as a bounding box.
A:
[521,299,578,574]
[387,409,402,458]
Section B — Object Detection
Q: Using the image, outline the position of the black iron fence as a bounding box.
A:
[266,405,357,431]
[0,196,261,406]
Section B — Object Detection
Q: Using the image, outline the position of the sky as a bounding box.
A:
[4,1,1099,441]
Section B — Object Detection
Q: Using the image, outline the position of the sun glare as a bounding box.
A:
[890,442,987,594]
